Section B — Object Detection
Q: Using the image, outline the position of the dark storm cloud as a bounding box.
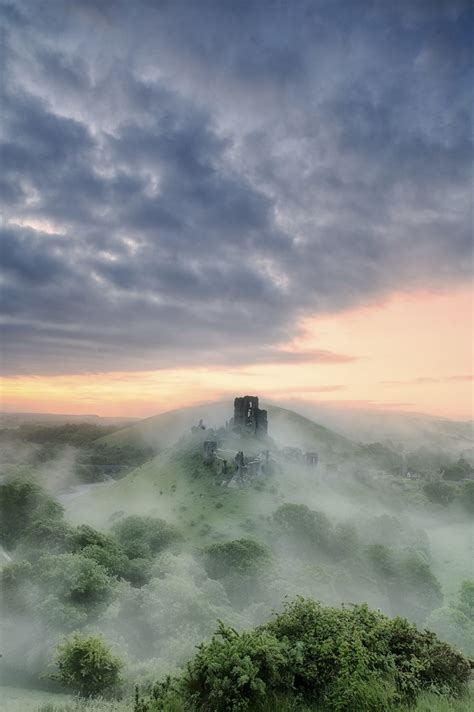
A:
[0,0,472,374]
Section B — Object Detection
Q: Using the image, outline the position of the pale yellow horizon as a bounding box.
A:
[1,286,472,421]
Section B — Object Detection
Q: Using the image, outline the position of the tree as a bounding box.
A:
[19,518,73,557]
[202,538,272,580]
[53,633,123,697]
[37,553,115,611]
[112,515,182,559]
[461,481,474,514]
[71,524,129,578]
[273,503,333,551]
[0,479,64,549]
[423,480,455,506]
[425,606,474,657]
[458,580,474,621]
[443,458,473,482]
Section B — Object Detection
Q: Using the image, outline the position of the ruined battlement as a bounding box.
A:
[231,395,268,437]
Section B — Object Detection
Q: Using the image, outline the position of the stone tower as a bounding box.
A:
[232,395,268,437]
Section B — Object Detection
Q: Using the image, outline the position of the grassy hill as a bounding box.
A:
[99,400,358,454]
[62,400,362,537]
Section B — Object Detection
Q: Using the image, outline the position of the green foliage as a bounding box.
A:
[112,515,182,559]
[443,458,473,482]
[406,448,449,477]
[0,559,33,612]
[398,550,443,625]
[273,503,332,551]
[0,479,64,548]
[361,442,405,474]
[75,444,155,483]
[175,598,471,711]
[423,480,455,506]
[71,525,130,578]
[37,553,115,612]
[53,633,123,697]
[461,481,474,514]
[202,538,272,580]
[458,580,474,621]
[19,518,74,557]
[368,545,443,625]
[11,422,120,447]
[425,607,474,657]
[368,543,396,579]
[332,521,359,560]
[185,621,292,711]
[388,616,471,699]
[123,557,154,587]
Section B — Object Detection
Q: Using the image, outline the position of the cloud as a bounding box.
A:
[1,0,472,374]
[381,375,473,385]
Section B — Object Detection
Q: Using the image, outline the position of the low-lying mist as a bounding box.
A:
[0,401,473,704]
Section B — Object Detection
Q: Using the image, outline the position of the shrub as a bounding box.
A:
[112,515,182,558]
[388,616,471,699]
[18,518,74,557]
[423,481,455,506]
[425,606,474,657]
[0,479,64,548]
[443,458,473,482]
[273,503,333,552]
[458,580,474,621]
[185,622,292,711]
[53,633,123,697]
[37,553,115,611]
[202,538,272,580]
[0,559,33,612]
[179,598,470,711]
[461,481,474,514]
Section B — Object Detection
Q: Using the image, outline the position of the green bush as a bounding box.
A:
[71,525,130,578]
[19,518,74,557]
[202,538,272,580]
[0,479,64,548]
[178,598,471,711]
[185,622,292,711]
[37,553,115,611]
[461,481,474,514]
[443,458,473,482]
[273,503,333,552]
[425,606,474,657]
[53,633,123,697]
[112,516,182,559]
[458,580,474,621]
[423,481,455,506]
[388,616,471,699]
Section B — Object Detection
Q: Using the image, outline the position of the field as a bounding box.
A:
[1,685,473,711]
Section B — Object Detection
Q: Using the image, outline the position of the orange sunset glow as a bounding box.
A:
[2,287,472,420]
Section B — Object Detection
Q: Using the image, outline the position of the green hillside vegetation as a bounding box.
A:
[1,402,473,711]
[98,402,359,457]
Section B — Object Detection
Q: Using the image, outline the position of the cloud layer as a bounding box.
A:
[1,0,472,375]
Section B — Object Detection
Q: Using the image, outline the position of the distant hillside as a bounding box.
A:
[98,400,358,456]
[0,412,137,427]
[279,402,474,455]
[265,404,357,455]
[98,401,231,449]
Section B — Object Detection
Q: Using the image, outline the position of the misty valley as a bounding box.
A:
[0,397,473,711]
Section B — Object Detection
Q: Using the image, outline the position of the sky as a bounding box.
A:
[0,0,472,419]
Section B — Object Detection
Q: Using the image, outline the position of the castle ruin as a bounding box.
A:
[231,395,268,437]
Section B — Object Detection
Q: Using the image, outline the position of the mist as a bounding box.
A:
[1,398,473,710]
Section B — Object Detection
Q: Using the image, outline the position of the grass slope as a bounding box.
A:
[63,438,268,545]
[99,401,358,455]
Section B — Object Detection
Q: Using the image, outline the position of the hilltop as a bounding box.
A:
[98,400,357,453]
